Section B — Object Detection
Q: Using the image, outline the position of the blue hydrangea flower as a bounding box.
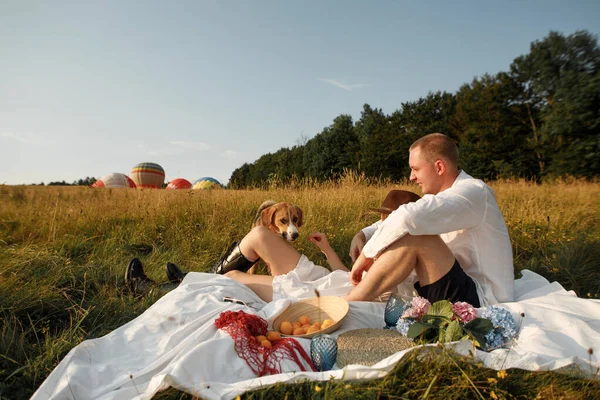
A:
[480,306,518,350]
[396,318,415,338]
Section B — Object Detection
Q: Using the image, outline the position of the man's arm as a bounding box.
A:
[350,252,374,286]
[363,182,488,258]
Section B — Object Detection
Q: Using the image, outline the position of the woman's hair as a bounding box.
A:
[409,133,459,167]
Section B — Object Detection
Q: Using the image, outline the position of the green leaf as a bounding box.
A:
[407,322,435,340]
[463,318,494,335]
[421,315,448,328]
[444,320,464,343]
[467,331,487,350]
[426,300,454,319]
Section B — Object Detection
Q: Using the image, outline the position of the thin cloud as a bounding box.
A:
[1,132,39,144]
[170,140,210,151]
[223,150,237,158]
[319,78,368,91]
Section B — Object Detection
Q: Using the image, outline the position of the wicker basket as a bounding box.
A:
[272,296,349,339]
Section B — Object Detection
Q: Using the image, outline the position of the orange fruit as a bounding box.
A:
[279,321,293,335]
[256,335,267,342]
[321,320,334,329]
[299,315,310,325]
[312,322,321,330]
[261,339,272,348]
[306,325,320,334]
[267,331,282,342]
[292,327,307,336]
[292,321,302,330]
[301,324,311,330]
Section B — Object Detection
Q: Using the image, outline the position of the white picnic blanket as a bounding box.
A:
[32,269,600,400]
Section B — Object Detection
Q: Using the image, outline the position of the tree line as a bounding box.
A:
[230,30,600,188]
[44,177,97,186]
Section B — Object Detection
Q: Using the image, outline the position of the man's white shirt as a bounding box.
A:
[361,171,514,306]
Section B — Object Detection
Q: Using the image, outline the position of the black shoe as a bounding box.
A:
[166,262,187,283]
[210,241,258,274]
[124,258,155,297]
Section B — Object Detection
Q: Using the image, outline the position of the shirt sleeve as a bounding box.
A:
[362,181,488,258]
[361,220,381,241]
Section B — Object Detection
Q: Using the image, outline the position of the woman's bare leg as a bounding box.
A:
[224,271,275,302]
[221,226,302,301]
[238,226,301,276]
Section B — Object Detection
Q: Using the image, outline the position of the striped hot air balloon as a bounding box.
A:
[131,162,165,189]
[92,173,137,188]
[166,178,192,190]
[192,177,222,190]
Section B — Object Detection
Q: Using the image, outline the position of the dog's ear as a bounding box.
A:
[294,205,303,227]
[261,205,276,227]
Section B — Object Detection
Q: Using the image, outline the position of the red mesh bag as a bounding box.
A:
[215,310,316,376]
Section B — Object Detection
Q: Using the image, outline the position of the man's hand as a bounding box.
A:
[349,231,366,262]
[350,252,374,286]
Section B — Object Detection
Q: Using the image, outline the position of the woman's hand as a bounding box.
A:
[308,232,332,253]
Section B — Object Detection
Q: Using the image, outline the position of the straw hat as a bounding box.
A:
[336,328,415,367]
[369,190,421,215]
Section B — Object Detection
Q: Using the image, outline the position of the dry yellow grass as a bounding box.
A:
[1,178,599,398]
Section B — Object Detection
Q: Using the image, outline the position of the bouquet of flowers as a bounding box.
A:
[395,297,518,351]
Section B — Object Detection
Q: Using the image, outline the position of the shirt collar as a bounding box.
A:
[451,170,470,188]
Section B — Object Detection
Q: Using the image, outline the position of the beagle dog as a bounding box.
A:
[252,200,304,241]
[247,200,304,274]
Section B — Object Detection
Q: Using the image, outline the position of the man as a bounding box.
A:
[346,133,514,307]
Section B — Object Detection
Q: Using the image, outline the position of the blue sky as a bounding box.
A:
[1,1,598,185]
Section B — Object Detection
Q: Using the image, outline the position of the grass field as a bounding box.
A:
[1,178,600,399]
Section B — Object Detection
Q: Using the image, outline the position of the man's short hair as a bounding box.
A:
[409,133,459,167]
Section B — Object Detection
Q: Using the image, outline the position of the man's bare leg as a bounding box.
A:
[345,234,455,301]
[238,226,302,276]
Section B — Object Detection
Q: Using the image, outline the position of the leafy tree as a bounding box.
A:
[454,74,538,179]
[228,30,600,187]
[510,30,600,178]
[355,104,402,179]
[73,177,97,186]
[302,115,358,180]
[230,163,252,188]
[400,91,458,141]
[47,180,71,186]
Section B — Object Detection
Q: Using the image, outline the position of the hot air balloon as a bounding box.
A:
[166,178,192,190]
[192,177,222,190]
[92,173,137,188]
[130,162,165,188]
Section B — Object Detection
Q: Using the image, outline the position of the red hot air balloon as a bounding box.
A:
[92,173,137,188]
[166,178,192,190]
[131,162,165,188]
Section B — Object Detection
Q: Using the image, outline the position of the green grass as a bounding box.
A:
[1,179,599,399]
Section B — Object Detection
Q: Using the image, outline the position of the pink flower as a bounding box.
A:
[452,301,476,322]
[401,297,431,319]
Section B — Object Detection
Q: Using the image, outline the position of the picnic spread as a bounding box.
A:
[32,269,600,400]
